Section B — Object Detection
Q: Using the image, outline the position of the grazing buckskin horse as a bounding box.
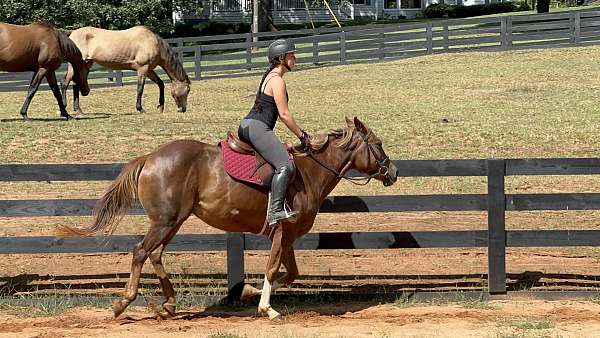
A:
[68,117,397,319]
[60,26,191,115]
[0,22,90,120]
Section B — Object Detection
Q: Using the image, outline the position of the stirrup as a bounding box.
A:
[265,194,300,225]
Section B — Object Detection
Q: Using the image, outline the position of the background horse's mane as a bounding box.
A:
[292,126,355,155]
[156,32,190,83]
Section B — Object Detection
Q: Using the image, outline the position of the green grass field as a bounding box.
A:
[1,45,600,201]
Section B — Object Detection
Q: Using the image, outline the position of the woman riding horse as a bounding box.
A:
[238,39,311,226]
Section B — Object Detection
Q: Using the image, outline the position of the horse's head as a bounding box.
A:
[346,117,398,186]
[171,80,190,113]
[73,63,90,96]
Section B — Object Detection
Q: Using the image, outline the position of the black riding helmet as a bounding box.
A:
[268,39,295,63]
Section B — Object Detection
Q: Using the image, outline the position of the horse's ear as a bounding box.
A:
[345,116,354,128]
[353,117,368,134]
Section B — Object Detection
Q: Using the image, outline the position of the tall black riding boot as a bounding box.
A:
[267,163,299,225]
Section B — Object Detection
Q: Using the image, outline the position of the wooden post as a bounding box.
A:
[340,31,347,65]
[574,11,581,45]
[426,22,433,55]
[115,70,123,86]
[194,45,202,81]
[378,26,385,60]
[226,232,245,301]
[442,23,449,52]
[487,159,506,294]
[506,16,513,50]
[245,33,252,70]
[312,33,319,65]
[500,17,508,51]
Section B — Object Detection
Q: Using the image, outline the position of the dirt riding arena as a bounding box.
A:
[2,211,600,337]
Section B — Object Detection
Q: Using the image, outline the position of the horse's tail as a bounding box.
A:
[61,155,147,237]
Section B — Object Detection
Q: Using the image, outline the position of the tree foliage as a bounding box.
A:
[0,0,175,35]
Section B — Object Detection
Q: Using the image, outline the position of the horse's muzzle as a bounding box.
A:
[81,88,90,96]
[177,106,186,113]
[383,162,398,186]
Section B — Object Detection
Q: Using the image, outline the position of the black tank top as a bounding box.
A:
[244,76,288,130]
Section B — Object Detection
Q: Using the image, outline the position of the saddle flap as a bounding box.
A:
[227,131,254,155]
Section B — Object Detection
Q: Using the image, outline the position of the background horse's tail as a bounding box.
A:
[61,155,147,237]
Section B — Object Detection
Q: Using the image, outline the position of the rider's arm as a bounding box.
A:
[271,77,303,138]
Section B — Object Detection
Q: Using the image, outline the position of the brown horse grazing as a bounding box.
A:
[68,117,397,319]
[0,22,90,120]
[60,26,191,115]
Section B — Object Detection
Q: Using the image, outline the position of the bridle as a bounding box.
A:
[306,129,391,186]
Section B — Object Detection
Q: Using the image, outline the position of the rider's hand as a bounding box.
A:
[299,130,311,151]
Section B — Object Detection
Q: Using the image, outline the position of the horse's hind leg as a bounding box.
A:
[113,219,183,318]
[149,244,177,316]
[146,69,165,113]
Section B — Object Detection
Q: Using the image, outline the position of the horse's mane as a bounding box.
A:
[155,32,190,83]
[31,21,83,63]
[56,30,83,62]
[292,127,355,156]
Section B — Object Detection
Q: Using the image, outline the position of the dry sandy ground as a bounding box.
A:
[1,300,600,338]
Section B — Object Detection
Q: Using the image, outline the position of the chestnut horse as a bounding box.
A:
[60,26,191,115]
[0,22,90,120]
[69,117,397,319]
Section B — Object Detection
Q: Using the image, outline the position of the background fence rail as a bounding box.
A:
[3,10,600,91]
[2,158,600,296]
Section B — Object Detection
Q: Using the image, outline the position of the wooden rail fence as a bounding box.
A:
[3,10,600,92]
[2,158,600,295]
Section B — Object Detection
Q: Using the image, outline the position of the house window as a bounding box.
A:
[353,0,366,4]
[401,0,421,7]
[385,0,398,8]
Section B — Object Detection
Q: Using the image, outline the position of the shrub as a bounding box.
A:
[424,2,527,19]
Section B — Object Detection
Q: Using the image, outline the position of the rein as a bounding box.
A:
[305,129,391,186]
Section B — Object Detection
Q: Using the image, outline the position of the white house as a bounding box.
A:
[179,0,506,24]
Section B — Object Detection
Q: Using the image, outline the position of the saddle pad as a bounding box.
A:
[220,140,265,187]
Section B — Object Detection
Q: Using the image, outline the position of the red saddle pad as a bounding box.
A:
[220,140,266,187]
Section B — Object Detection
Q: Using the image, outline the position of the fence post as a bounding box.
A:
[573,11,581,45]
[506,16,513,50]
[426,22,433,55]
[340,31,347,65]
[115,70,123,86]
[378,26,385,60]
[227,232,245,302]
[500,17,508,51]
[312,32,320,65]
[487,158,506,295]
[194,45,202,81]
[245,33,253,70]
[442,22,449,52]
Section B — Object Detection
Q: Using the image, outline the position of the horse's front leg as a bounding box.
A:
[135,68,147,113]
[60,63,73,108]
[146,69,165,113]
[20,68,47,121]
[241,245,299,301]
[46,70,72,120]
[258,225,286,320]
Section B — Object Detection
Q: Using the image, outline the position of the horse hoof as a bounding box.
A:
[136,108,145,114]
[240,284,261,301]
[157,105,164,113]
[21,116,30,122]
[112,299,128,318]
[60,114,73,121]
[163,303,176,316]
